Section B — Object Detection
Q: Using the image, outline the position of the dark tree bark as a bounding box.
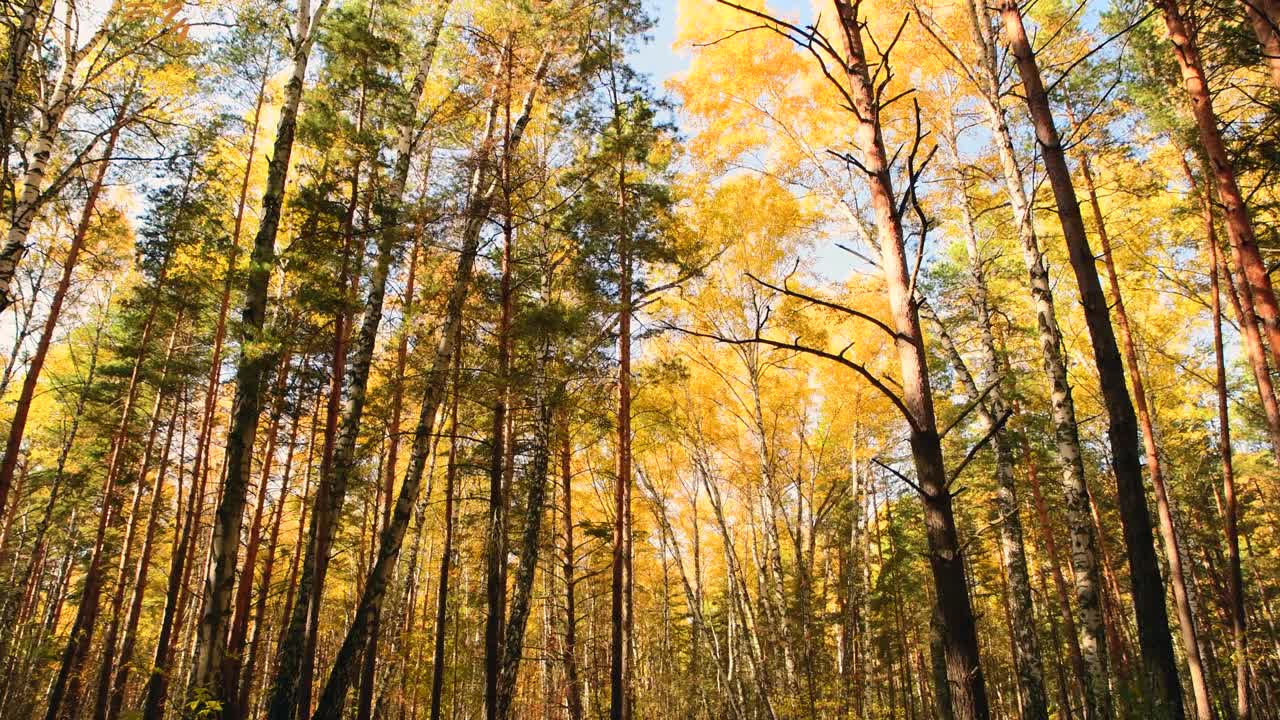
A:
[188,0,330,707]
[561,415,584,720]
[484,93,516,720]
[268,11,447,716]
[306,52,548,720]
[428,343,462,720]
[494,397,557,720]
[47,313,178,720]
[92,317,185,720]
[1078,146,1215,720]
[831,1,990,716]
[106,389,187,720]
[223,352,293,718]
[999,3,1184,715]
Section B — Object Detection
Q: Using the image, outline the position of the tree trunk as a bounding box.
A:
[236,372,307,719]
[45,329,173,720]
[485,119,515,720]
[0,286,109,674]
[1027,458,1090,709]
[921,299,1048,720]
[1078,148,1215,720]
[0,105,126,532]
[0,4,119,311]
[934,108,1049,720]
[189,0,330,707]
[268,13,446,717]
[223,352,293,718]
[0,0,42,177]
[1204,181,1250,720]
[561,415,584,720]
[1176,150,1280,463]
[92,317,184,720]
[823,1,991,717]
[367,178,424,720]
[306,52,548,720]
[1157,0,1280,370]
[999,3,1184,715]
[609,69,634,720]
[1241,0,1280,95]
[106,388,187,720]
[428,343,462,720]
[959,5,1114,715]
[141,370,218,720]
[494,397,557,720]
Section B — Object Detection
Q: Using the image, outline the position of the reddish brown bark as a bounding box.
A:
[92,318,185,720]
[1204,179,1250,720]
[1157,0,1280,371]
[1242,0,1280,89]
[105,387,187,720]
[1026,459,1089,710]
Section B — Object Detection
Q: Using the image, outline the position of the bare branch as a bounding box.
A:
[664,322,918,431]
[744,271,899,340]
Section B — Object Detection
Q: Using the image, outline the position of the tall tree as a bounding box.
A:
[187,0,331,707]
[998,2,1185,714]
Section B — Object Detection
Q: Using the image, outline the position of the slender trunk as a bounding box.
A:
[0,3,119,312]
[223,353,293,717]
[269,14,446,716]
[1027,458,1090,707]
[141,371,218,720]
[921,300,1047,720]
[1078,148,1215,720]
[237,373,305,718]
[190,0,330,706]
[484,139,515,720]
[827,2,990,717]
[494,398,557,720]
[1157,0,1280,369]
[609,66,634,720]
[373,199,422,720]
[0,109,125,528]
[1177,151,1280,463]
[999,3,1184,715]
[960,5,1113,715]
[270,380,321,698]
[106,388,187,720]
[428,345,462,720]
[0,0,42,178]
[92,318,184,720]
[43,125,157,720]
[0,287,109,666]
[1205,183,1250,720]
[561,417,584,720]
[933,109,1049,720]
[308,53,548,720]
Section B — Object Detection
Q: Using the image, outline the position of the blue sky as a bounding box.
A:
[630,0,687,88]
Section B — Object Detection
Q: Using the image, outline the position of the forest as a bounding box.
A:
[0,0,1277,715]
